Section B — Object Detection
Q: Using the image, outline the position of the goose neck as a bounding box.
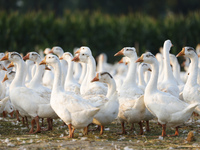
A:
[106,79,116,98]
[186,55,198,86]
[145,60,159,94]
[51,61,62,92]
[138,66,146,87]
[66,60,75,82]
[87,56,96,82]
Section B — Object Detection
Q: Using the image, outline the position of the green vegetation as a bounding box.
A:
[0,10,200,62]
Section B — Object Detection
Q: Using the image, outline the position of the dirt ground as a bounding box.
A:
[0,115,200,150]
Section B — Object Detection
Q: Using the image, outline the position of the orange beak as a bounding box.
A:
[59,56,63,60]
[45,65,51,70]
[176,48,185,57]
[49,49,54,54]
[7,62,14,69]
[136,55,144,63]
[75,48,81,54]
[114,49,124,56]
[2,74,8,83]
[0,53,9,61]
[23,53,30,60]
[2,66,7,71]
[91,73,99,82]
[39,57,47,65]
[118,57,124,64]
[71,54,80,62]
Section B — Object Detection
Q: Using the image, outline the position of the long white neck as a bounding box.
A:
[145,60,159,94]
[163,47,176,82]
[29,58,44,86]
[52,61,63,92]
[186,54,198,86]
[25,61,33,82]
[138,67,146,87]
[79,63,87,84]
[65,59,76,83]
[10,59,25,90]
[171,59,183,84]
[87,55,96,83]
[106,78,116,99]
[123,56,137,86]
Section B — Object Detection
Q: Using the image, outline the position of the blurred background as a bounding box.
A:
[0,0,200,62]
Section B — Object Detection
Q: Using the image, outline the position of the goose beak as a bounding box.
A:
[23,53,30,60]
[118,58,124,64]
[7,62,14,69]
[39,57,47,65]
[148,68,152,72]
[136,55,144,63]
[176,48,185,57]
[59,56,63,60]
[45,65,51,70]
[49,49,54,54]
[114,49,124,56]
[2,67,7,71]
[91,73,99,82]
[72,54,80,62]
[75,48,81,54]
[198,54,200,57]
[0,53,9,61]
[2,74,8,83]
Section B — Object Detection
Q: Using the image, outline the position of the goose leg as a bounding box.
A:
[41,118,44,127]
[16,110,21,122]
[129,123,135,131]
[2,111,6,118]
[168,127,179,137]
[50,119,53,130]
[25,116,29,129]
[138,121,143,135]
[118,122,126,134]
[9,111,14,118]
[29,119,35,134]
[22,117,25,126]
[68,124,73,138]
[34,116,41,133]
[100,125,104,135]
[83,126,88,135]
[161,124,166,137]
[146,121,150,132]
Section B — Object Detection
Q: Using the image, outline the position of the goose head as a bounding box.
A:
[23,52,41,62]
[40,54,59,67]
[91,72,113,84]
[75,46,92,56]
[118,56,130,65]
[49,46,64,57]
[44,48,51,55]
[1,52,22,63]
[140,63,152,72]
[0,63,7,71]
[97,53,107,63]
[2,70,15,83]
[115,47,137,59]
[176,47,196,58]
[0,53,5,59]
[72,47,92,63]
[136,52,156,64]
[163,40,173,52]
[60,52,73,62]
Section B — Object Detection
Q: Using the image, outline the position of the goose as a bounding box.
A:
[136,52,199,137]
[78,63,87,84]
[90,72,119,135]
[155,53,164,85]
[73,48,82,81]
[114,47,145,135]
[39,54,100,138]
[0,97,10,114]
[25,60,34,84]
[49,46,67,88]
[60,52,80,95]
[73,46,107,96]
[0,52,58,134]
[23,52,58,130]
[96,53,113,72]
[176,47,200,114]
[158,40,180,98]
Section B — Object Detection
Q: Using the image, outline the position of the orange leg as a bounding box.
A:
[2,111,7,118]
[9,111,14,118]
[100,125,104,135]
[138,121,144,135]
[129,123,135,131]
[68,124,73,138]
[25,116,29,129]
[168,127,179,137]
[84,126,88,135]
[29,119,36,134]
[22,117,25,126]
[161,124,166,137]
[146,121,150,132]
[34,116,41,133]
[16,110,21,122]
[119,122,127,134]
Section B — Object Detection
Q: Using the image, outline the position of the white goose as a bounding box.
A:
[73,46,107,96]
[136,52,199,137]
[39,54,100,138]
[176,47,200,114]
[60,52,80,95]
[114,47,145,135]
[1,52,57,134]
[90,72,119,135]
[158,40,180,98]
